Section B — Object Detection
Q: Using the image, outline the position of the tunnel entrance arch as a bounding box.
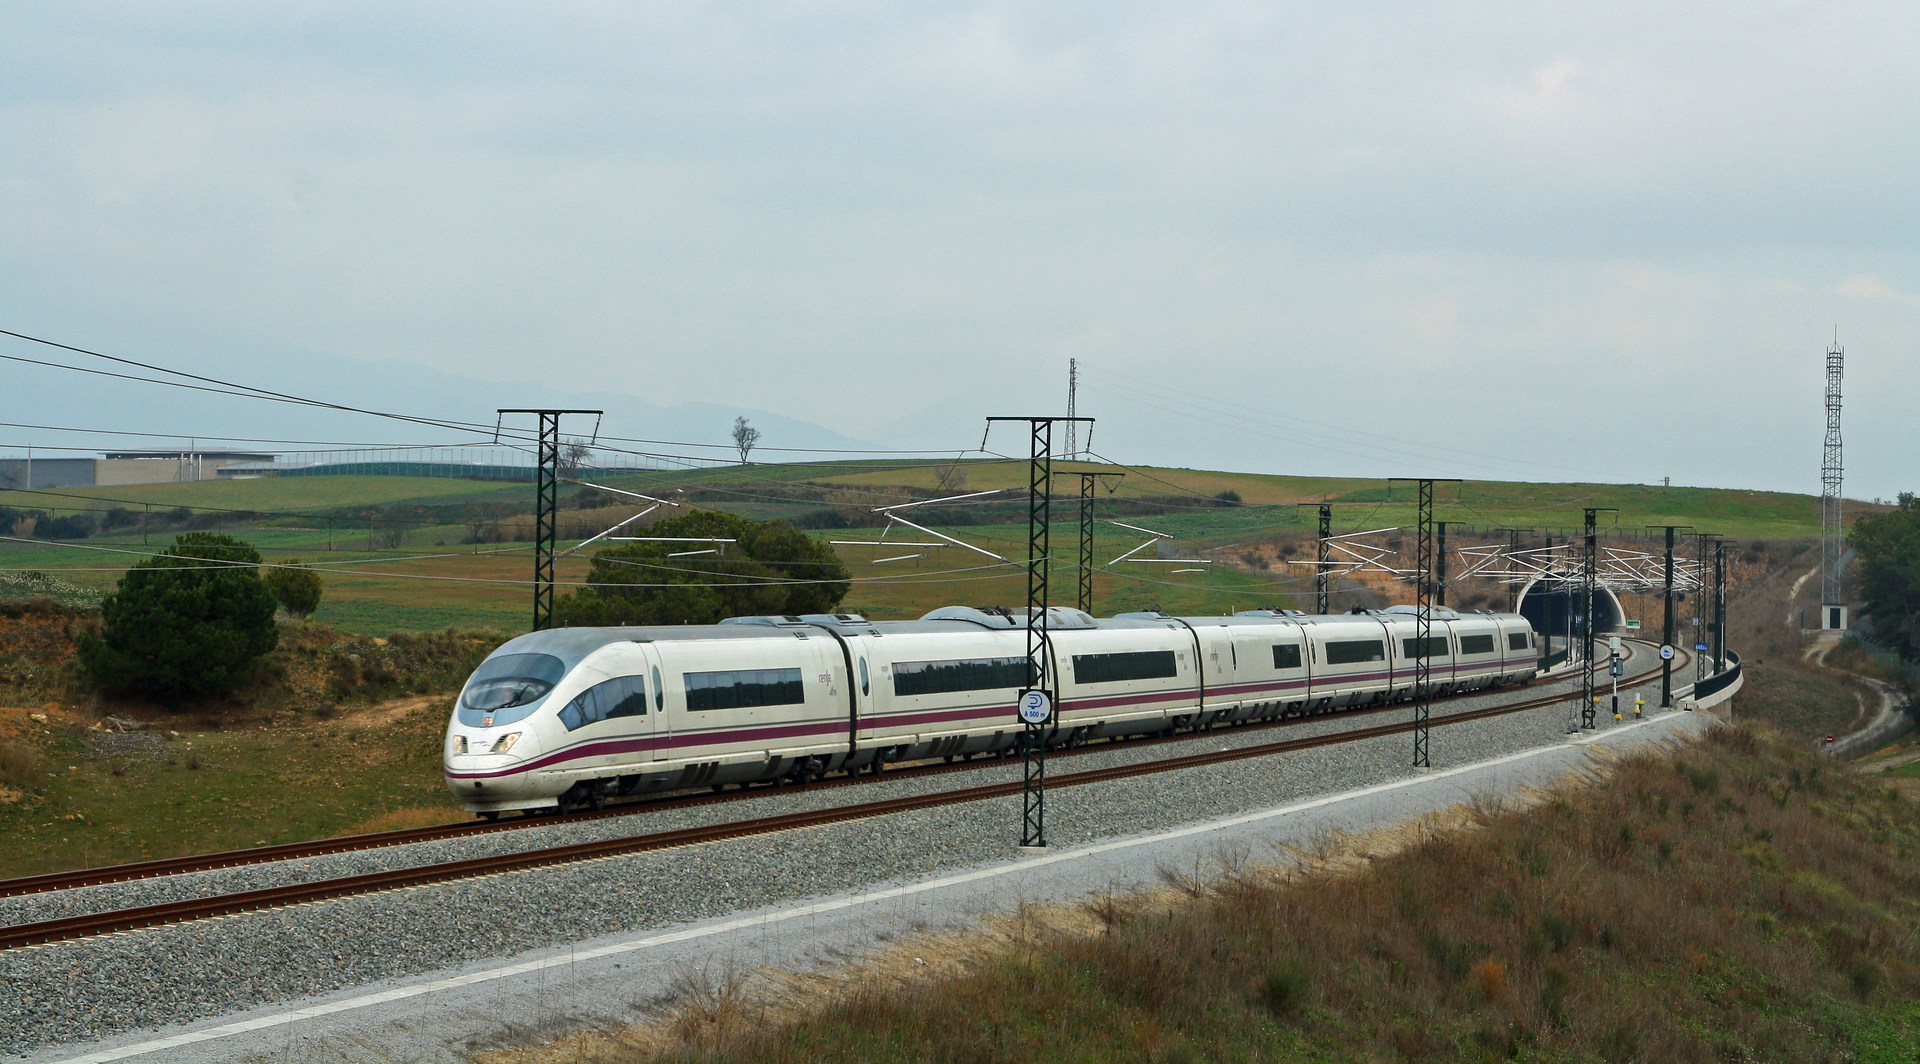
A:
[1515,577,1626,649]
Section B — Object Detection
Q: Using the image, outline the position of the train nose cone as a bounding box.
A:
[445,751,534,800]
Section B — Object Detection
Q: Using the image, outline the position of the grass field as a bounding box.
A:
[0,459,1858,637]
[0,698,463,878]
[0,517,1300,634]
[806,461,1836,541]
[0,474,522,515]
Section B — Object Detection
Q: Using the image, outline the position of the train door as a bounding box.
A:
[630,642,670,761]
[847,634,875,745]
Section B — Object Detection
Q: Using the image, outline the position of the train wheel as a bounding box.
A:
[479,811,499,822]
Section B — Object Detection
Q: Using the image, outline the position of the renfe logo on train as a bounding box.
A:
[1017,689,1052,725]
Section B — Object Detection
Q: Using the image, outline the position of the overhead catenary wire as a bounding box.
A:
[0,536,1033,589]
[0,328,986,459]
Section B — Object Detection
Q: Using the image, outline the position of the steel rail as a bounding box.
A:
[0,645,1686,952]
[1,642,1685,902]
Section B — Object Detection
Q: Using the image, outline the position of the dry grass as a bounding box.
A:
[338,805,457,835]
[521,725,1920,1063]
[0,743,45,797]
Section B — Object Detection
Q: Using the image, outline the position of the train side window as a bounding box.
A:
[1400,636,1449,660]
[893,657,1028,696]
[1458,634,1496,655]
[1324,640,1384,665]
[605,676,648,719]
[1272,644,1302,670]
[858,658,870,696]
[558,685,599,731]
[1071,651,1178,684]
[559,676,649,730]
[684,668,807,711]
[1508,632,1530,651]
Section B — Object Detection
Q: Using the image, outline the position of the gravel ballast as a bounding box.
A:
[3,650,1683,1056]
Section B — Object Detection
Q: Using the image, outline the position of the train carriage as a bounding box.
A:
[1301,615,1397,709]
[1053,615,1202,740]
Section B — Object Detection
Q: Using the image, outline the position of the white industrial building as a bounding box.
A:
[0,452,276,489]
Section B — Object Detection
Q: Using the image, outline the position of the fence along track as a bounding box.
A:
[0,645,1685,951]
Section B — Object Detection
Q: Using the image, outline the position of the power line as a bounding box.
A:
[0,328,985,461]
[0,328,498,434]
[0,535,1028,589]
[0,420,500,450]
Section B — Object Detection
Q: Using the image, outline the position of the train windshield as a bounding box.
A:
[459,653,566,726]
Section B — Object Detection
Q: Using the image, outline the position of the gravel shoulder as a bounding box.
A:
[7,646,1682,1059]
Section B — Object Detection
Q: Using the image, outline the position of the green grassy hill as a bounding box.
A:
[0,460,1847,634]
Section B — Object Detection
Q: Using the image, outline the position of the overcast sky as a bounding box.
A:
[2,3,1915,497]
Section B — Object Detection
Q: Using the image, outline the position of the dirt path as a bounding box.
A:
[1831,679,1905,758]
[1786,564,1819,629]
[1854,747,1920,773]
[1789,572,1910,760]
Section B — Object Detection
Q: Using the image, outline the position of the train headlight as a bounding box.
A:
[491,732,522,754]
[453,735,468,755]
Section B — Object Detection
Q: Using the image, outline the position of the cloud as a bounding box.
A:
[0,2,1917,497]
[1835,275,1920,308]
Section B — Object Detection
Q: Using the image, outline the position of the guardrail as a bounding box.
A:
[1671,650,1742,712]
[1692,650,1742,701]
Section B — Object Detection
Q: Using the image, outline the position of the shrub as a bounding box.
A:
[262,560,324,619]
[555,511,850,627]
[1257,962,1308,1018]
[77,533,279,704]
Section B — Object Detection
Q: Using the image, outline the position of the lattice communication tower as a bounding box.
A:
[1821,341,1845,627]
[1065,359,1079,457]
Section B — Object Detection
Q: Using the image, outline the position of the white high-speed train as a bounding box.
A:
[443,605,1538,815]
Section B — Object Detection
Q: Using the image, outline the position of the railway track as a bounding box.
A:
[0,644,1686,952]
[0,647,1647,902]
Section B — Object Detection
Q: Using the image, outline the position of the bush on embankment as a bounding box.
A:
[656,725,1920,1064]
[0,591,500,717]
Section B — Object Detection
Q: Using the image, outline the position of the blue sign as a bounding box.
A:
[1694,642,1710,651]
[1017,689,1052,725]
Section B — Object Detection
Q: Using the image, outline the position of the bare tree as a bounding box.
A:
[731,417,762,464]
[559,438,593,477]
[932,460,967,491]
